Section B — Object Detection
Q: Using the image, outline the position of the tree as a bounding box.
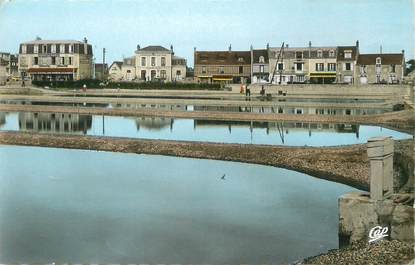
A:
[406,59,415,75]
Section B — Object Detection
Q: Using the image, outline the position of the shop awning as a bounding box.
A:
[28,68,77,73]
[213,78,233,81]
[309,73,336,78]
[197,75,212,78]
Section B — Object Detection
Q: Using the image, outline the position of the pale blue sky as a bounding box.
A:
[0,0,413,66]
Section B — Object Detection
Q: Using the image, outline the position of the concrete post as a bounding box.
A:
[367,137,394,200]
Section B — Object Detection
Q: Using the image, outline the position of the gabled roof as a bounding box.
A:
[138,45,171,52]
[195,51,251,65]
[357,53,404,65]
[109,61,123,69]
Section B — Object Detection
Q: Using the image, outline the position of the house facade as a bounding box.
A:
[194,47,251,84]
[122,56,136,81]
[94,63,108,80]
[356,52,405,84]
[18,38,93,81]
[307,44,337,84]
[268,45,310,84]
[135,45,173,81]
[251,47,269,84]
[336,41,359,84]
[172,55,187,81]
[108,61,123,81]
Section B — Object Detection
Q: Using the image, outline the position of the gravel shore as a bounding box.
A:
[299,240,414,265]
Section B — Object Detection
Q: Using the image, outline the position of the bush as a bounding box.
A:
[32,79,222,90]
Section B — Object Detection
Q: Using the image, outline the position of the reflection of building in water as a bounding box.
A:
[0,113,5,127]
[194,105,387,116]
[194,120,360,141]
[135,117,174,131]
[114,103,186,112]
[18,112,92,134]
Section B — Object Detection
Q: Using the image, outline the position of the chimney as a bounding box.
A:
[83,37,88,44]
[380,45,382,54]
[194,47,196,53]
[228,44,232,51]
[170,45,173,52]
[266,43,269,50]
[286,44,289,48]
[356,40,359,47]
[309,41,312,48]
[250,44,253,51]
[137,44,140,51]
[402,49,405,55]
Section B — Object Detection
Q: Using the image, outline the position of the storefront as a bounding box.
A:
[309,73,336,84]
[28,68,77,81]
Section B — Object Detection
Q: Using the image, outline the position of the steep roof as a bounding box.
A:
[195,51,251,65]
[337,46,358,61]
[252,49,268,64]
[357,53,404,65]
[21,39,85,45]
[109,61,123,69]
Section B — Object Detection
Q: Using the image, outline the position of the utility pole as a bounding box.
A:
[102,48,106,81]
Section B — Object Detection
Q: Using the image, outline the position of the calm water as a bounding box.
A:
[0,112,412,146]
[0,145,357,264]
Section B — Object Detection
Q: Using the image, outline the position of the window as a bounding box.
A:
[69,45,73,53]
[239,66,243,74]
[345,63,352,71]
[219,66,224,74]
[277,63,284,71]
[161,57,166,66]
[296,51,303,59]
[141,57,146,66]
[259,56,265,63]
[328,63,336,71]
[315,63,324,71]
[160,70,166,79]
[51,45,56,53]
[329,50,335,57]
[360,65,367,74]
[42,45,47,53]
[176,70,181,76]
[51,56,56,65]
[202,66,206,74]
[22,45,27,54]
[344,51,352,59]
[33,57,38,65]
[151,57,156,66]
[34,45,39,54]
[238,57,244,62]
[68,57,72,65]
[295,63,303,71]
[60,57,65,65]
[60,44,65,53]
[259,65,264,73]
[317,50,323,58]
[391,64,396,73]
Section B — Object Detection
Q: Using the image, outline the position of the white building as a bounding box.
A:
[122,56,136,81]
[135,45,173,81]
[108,61,123,81]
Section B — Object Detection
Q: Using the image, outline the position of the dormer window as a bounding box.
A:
[317,50,323,58]
[238,57,244,63]
[259,56,265,63]
[344,51,352,59]
[329,50,335,57]
[376,57,381,65]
